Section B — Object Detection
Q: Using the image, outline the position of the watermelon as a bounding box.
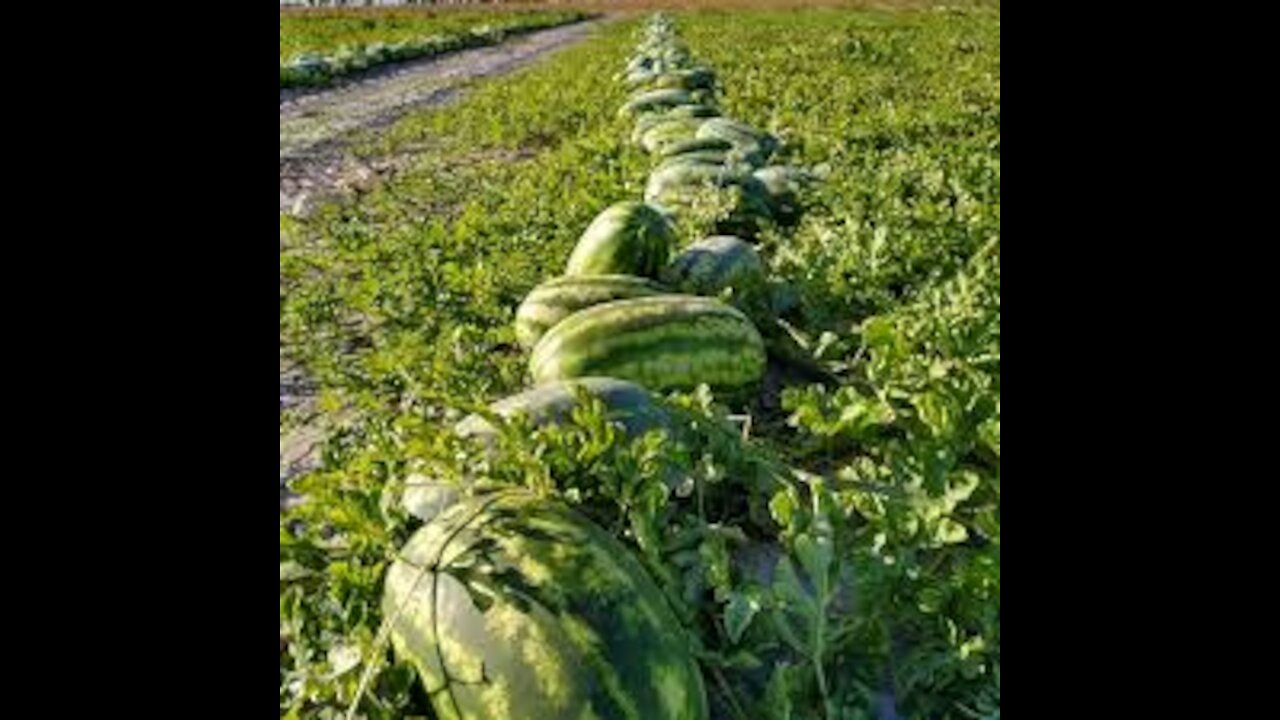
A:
[659,136,734,159]
[624,68,657,86]
[385,41,412,61]
[530,295,767,392]
[515,275,669,350]
[752,165,810,224]
[658,149,731,167]
[655,137,745,168]
[632,67,717,92]
[626,55,654,73]
[621,88,704,118]
[365,42,390,63]
[631,105,720,145]
[384,491,709,720]
[330,47,363,74]
[287,54,331,85]
[565,202,676,279]
[661,236,771,322]
[403,377,668,521]
[639,116,710,154]
[644,160,774,231]
[627,62,701,86]
[696,118,779,162]
[455,377,669,442]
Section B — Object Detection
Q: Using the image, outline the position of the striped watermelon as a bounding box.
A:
[695,118,779,163]
[402,377,668,522]
[644,160,774,233]
[454,377,668,440]
[565,202,676,279]
[659,136,733,159]
[661,236,771,323]
[656,149,730,167]
[384,491,709,720]
[659,137,765,169]
[632,67,716,92]
[516,275,668,350]
[639,116,710,154]
[621,88,709,118]
[530,295,767,392]
[631,105,720,145]
[752,165,809,223]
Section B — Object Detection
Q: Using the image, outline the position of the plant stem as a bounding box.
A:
[707,662,750,720]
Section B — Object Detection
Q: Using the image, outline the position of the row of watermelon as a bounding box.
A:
[282,29,506,89]
[515,13,822,396]
[280,15,586,89]
[378,15,813,720]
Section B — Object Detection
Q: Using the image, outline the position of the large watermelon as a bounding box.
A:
[659,149,731,167]
[530,295,767,392]
[639,116,711,154]
[659,136,734,159]
[516,275,669,350]
[696,118,779,163]
[631,67,717,92]
[621,88,705,118]
[661,236,771,323]
[565,202,676,279]
[663,136,766,169]
[454,377,669,442]
[631,104,720,145]
[384,491,709,720]
[402,377,668,521]
[644,160,774,233]
[752,165,810,224]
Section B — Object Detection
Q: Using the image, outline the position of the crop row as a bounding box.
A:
[381,15,811,720]
[280,9,590,89]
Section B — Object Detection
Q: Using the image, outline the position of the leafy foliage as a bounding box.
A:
[282,6,999,719]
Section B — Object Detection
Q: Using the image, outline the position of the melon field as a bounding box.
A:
[281,4,999,719]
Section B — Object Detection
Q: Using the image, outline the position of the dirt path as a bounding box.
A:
[280,18,613,507]
[280,18,605,216]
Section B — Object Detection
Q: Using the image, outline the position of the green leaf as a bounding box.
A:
[773,555,816,616]
[933,517,969,545]
[724,589,762,644]
[769,488,798,530]
[794,531,833,597]
[724,649,764,670]
[764,663,796,720]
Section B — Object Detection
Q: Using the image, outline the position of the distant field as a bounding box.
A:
[279,7,590,62]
